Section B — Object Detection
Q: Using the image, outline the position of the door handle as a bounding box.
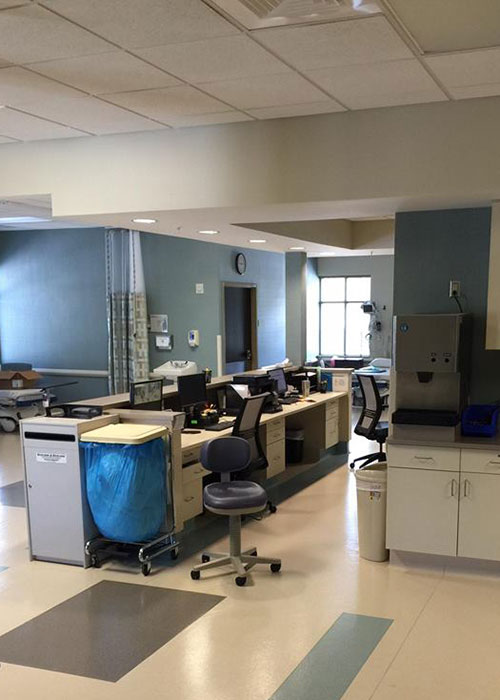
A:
[450,479,458,498]
[464,479,471,498]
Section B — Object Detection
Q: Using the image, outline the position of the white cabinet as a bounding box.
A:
[387,467,459,556]
[457,473,500,561]
[387,444,500,562]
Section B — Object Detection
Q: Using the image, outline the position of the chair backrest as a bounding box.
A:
[1,362,33,371]
[371,357,391,369]
[232,393,268,471]
[354,374,384,439]
[200,436,251,473]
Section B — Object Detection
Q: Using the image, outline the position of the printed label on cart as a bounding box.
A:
[35,452,67,464]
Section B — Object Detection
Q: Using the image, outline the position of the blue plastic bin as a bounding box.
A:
[461,405,500,438]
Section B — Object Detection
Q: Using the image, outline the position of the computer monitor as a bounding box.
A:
[268,368,287,396]
[130,379,163,410]
[177,372,207,410]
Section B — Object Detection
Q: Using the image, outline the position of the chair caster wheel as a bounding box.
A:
[170,548,179,560]
[269,503,277,514]
[349,462,355,469]
[90,555,101,569]
[270,563,281,573]
[250,549,257,556]
[191,570,200,580]
[235,576,247,587]
[201,554,210,563]
[142,563,152,577]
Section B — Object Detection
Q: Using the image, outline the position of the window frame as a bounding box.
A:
[319,275,371,358]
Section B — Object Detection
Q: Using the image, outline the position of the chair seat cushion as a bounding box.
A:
[204,481,267,511]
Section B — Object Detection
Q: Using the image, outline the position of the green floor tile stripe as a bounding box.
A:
[270,613,392,700]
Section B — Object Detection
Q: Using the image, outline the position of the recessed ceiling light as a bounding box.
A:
[132,217,157,224]
[289,246,305,251]
[198,229,219,235]
[249,239,266,243]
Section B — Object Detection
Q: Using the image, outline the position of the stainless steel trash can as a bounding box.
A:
[354,462,388,562]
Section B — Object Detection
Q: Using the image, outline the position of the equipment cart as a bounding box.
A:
[81,423,179,576]
[0,388,46,432]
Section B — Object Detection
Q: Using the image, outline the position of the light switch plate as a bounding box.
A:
[195,283,204,294]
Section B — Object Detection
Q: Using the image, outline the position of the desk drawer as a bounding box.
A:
[267,440,285,478]
[182,462,209,485]
[182,447,200,466]
[266,418,285,446]
[325,400,339,421]
[325,418,339,448]
[461,449,500,474]
[182,479,203,521]
[388,444,459,471]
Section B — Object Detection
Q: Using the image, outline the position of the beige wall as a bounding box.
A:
[0,97,500,219]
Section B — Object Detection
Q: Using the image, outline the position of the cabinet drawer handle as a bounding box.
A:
[488,461,500,467]
[184,496,194,502]
[450,479,458,497]
[463,479,471,498]
[415,456,433,461]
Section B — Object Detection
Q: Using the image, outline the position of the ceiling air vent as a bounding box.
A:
[212,0,380,29]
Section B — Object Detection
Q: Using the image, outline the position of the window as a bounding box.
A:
[320,276,371,357]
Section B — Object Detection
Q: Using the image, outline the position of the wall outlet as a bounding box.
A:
[449,280,461,297]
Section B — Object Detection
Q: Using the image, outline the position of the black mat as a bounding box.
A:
[0,580,224,682]
[0,481,25,508]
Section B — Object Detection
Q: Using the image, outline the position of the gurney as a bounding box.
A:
[0,388,46,432]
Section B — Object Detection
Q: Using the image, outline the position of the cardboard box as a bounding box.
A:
[0,370,41,390]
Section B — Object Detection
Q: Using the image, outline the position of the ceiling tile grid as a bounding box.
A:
[0,0,500,141]
[0,106,86,140]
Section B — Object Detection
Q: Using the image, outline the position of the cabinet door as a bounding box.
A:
[458,473,500,561]
[386,467,459,556]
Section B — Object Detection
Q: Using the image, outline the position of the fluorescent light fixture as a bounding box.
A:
[132,217,157,224]
[289,246,305,250]
[0,216,50,223]
[198,229,219,235]
[249,239,266,243]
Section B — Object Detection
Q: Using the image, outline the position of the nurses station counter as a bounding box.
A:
[21,368,352,568]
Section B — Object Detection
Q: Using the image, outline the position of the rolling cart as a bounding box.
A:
[81,423,179,576]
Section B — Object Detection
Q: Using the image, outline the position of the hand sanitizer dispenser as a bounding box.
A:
[188,330,199,347]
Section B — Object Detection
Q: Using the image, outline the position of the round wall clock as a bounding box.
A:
[235,253,247,275]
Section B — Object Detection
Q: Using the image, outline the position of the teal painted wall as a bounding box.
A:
[394,207,499,403]
[0,228,108,402]
[141,233,286,372]
[0,228,286,401]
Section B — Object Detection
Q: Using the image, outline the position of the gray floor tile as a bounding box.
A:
[0,481,25,508]
[270,612,392,700]
[0,580,224,682]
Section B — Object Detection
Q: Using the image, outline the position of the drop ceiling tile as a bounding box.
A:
[167,111,253,127]
[42,0,239,50]
[425,48,500,91]
[447,84,500,100]
[0,67,84,107]
[136,35,291,84]
[0,0,33,6]
[387,0,500,53]
[306,59,446,110]
[0,107,86,140]
[253,16,412,71]
[27,52,180,95]
[248,101,346,120]
[0,135,17,143]
[0,5,113,64]
[17,96,167,135]
[200,73,330,109]
[104,85,231,121]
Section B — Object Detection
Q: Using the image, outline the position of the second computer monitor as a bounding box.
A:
[178,372,207,410]
[268,368,288,396]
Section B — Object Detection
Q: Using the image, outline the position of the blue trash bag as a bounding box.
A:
[82,437,166,542]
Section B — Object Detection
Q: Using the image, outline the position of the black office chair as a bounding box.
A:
[232,393,277,514]
[349,374,388,470]
[190,436,281,587]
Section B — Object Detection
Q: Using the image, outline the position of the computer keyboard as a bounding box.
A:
[278,396,300,405]
[205,420,236,432]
